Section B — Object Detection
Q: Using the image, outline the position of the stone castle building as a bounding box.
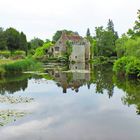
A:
[49,32,91,62]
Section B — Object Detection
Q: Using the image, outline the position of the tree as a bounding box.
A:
[5,27,20,52]
[133,9,140,36]
[52,30,62,43]
[127,9,140,38]
[107,19,118,42]
[115,34,128,58]
[0,28,7,50]
[107,19,114,33]
[86,28,91,37]
[19,32,28,52]
[29,38,44,50]
[94,24,117,57]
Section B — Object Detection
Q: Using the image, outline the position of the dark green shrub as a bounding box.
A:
[126,58,140,77]
[113,56,129,74]
[113,56,140,77]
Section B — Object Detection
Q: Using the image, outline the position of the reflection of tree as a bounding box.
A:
[114,75,140,115]
[0,74,31,94]
[90,64,114,98]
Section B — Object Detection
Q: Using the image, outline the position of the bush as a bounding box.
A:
[0,51,11,58]
[126,58,140,76]
[113,56,140,77]
[33,42,53,59]
[3,58,41,73]
[113,56,129,74]
[13,50,26,56]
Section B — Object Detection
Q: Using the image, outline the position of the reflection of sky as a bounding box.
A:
[0,79,140,140]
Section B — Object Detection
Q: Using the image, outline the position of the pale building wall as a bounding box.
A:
[70,45,85,62]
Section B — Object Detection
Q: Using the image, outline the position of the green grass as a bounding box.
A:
[0,58,42,76]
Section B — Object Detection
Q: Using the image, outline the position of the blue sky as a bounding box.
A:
[0,0,140,40]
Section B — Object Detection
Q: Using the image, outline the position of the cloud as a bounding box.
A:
[0,0,140,40]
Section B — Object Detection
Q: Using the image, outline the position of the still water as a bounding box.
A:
[0,63,140,140]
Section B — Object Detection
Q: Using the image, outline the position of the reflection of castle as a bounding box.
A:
[47,63,91,93]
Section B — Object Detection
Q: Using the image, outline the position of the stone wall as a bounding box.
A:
[70,45,85,62]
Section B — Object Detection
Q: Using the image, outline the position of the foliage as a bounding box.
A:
[113,75,140,115]
[113,56,140,77]
[33,42,53,59]
[13,50,26,56]
[2,58,42,74]
[65,41,72,59]
[90,64,114,98]
[28,37,44,50]
[91,56,117,65]
[115,35,140,58]
[19,32,28,52]
[86,28,91,37]
[125,58,140,76]
[0,28,7,50]
[124,37,140,58]
[115,34,128,58]
[127,9,140,38]
[0,50,11,58]
[4,27,27,52]
[94,20,118,57]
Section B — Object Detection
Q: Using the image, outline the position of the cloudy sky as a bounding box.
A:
[0,0,140,40]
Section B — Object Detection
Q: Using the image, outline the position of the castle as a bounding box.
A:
[49,32,91,62]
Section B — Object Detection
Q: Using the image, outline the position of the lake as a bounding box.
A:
[0,63,140,140]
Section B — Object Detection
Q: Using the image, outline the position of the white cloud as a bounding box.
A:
[0,0,140,40]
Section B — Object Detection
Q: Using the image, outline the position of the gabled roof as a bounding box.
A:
[61,32,83,42]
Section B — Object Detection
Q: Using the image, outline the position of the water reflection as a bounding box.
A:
[47,63,91,93]
[45,63,140,115]
[46,63,114,98]
[0,74,30,94]
[0,63,140,139]
[0,63,140,116]
[114,76,140,115]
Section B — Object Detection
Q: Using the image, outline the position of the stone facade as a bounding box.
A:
[50,32,90,62]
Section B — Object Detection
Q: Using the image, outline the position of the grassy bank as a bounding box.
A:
[0,58,42,76]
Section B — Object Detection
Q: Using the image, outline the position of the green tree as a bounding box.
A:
[19,32,28,53]
[95,26,117,57]
[0,28,7,50]
[115,34,128,58]
[133,9,140,36]
[86,28,91,37]
[5,28,20,52]
[127,9,140,38]
[107,19,114,33]
[107,19,118,42]
[29,38,44,50]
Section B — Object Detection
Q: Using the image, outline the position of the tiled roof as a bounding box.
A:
[61,32,83,42]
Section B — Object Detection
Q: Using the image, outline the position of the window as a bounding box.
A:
[55,47,59,51]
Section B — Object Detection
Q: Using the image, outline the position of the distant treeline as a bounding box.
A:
[0,9,140,77]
